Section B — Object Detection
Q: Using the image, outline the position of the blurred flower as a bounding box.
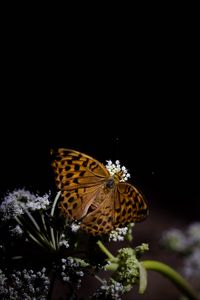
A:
[187,222,200,245]
[161,222,200,282]
[160,228,188,252]
[183,249,200,278]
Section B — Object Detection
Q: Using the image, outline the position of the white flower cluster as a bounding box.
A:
[0,270,7,298]
[71,221,81,232]
[26,194,50,211]
[161,222,200,280]
[161,222,200,253]
[0,189,50,220]
[105,160,131,182]
[0,267,49,299]
[59,233,70,248]
[93,279,124,300]
[10,224,23,236]
[183,249,200,278]
[160,229,188,252]
[187,222,200,244]
[109,226,129,242]
[60,257,87,288]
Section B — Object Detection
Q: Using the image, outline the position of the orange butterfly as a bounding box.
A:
[51,149,148,236]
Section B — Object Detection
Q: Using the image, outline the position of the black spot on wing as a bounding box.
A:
[74,164,80,171]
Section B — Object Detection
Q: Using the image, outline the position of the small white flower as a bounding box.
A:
[71,222,81,232]
[63,276,70,282]
[105,160,131,182]
[109,227,129,242]
[59,239,70,248]
[94,279,123,300]
[76,271,84,277]
[10,224,23,236]
[67,257,75,266]
[62,265,66,270]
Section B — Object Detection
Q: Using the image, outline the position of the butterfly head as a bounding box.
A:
[105,171,125,189]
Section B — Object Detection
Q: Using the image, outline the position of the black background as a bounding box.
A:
[0,11,199,230]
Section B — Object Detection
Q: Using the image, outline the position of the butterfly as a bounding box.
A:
[51,148,148,236]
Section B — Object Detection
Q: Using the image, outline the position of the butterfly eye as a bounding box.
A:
[105,178,115,189]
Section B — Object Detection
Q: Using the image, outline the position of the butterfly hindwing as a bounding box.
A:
[114,182,148,227]
[81,190,115,235]
[59,185,102,220]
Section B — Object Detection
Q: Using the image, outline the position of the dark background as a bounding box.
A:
[0,13,199,299]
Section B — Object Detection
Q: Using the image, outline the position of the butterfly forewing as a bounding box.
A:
[51,149,110,221]
[51,149,109,189]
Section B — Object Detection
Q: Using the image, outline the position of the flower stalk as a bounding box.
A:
[97,240,200,300]
[142,260,200,300]
[50,191,61,250]
[96,240,117,261]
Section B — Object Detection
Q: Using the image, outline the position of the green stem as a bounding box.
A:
[23,207,41,231]
[94,274,105,284]
[51,191,61,216]
[50,191,61,249]
[27,231,48,249]
[40,212,48,232]
[50,227,56,249]
[15,216,55,252]
[96,240,117,261]
[142,260,200,300]
[105,262,119,271]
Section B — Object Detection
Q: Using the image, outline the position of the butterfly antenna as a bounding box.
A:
[114,136,120,160]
